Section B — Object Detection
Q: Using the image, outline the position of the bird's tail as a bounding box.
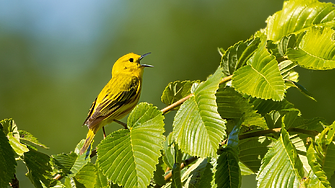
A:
[79,129,96,155]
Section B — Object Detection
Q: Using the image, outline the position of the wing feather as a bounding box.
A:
[84,76,141,130]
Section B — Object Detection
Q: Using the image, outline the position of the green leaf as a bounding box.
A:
[238,136,272,174]
[220,37,260,75]
[73,163,97,188]
[216,86,267,129]
[290,134,311,174]
[153,156,166,187]
[7,134,29,156]
[19,130,48,149]
[52,152,77,176]
[279,60,298,80]
[197,159,214,187]
[213,122,241,188]
[282,110,324,133]
[287,27,335,70]
[238,162,254,176]
[173,67,226,158]
[0,124,16,188]
[161,80,200,110]
[265,0,335,43]
[286,80,316,101]
[171,144,182,188]
[257,128,305,188]
[250,97,295,115]
[0,118,19,139]
[97,103,165,188]
[1,119,29,156]
[24,146,53,188]
[162,132,191,170]
[307,142,331,188]
[181,158,209,188]
[215,147,241,188]
[306,123,335,187]
[52,139,90,181]
[95,167,109,188]
[232,37,285,101]
[72,140,90,176]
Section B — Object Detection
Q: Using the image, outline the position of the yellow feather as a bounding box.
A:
[79,53,152,155]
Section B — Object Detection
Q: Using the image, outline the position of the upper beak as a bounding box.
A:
[139,52,153,68]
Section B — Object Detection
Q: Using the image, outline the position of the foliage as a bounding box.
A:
[2,0,335,187]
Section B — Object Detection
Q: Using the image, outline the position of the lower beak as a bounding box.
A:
[141,64,154,68]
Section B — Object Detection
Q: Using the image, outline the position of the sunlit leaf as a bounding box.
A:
[95,167,109,188]
[73,163,97,188]
[0,118,19,139]
[287,27,335,70]
[278,60,298,82]
[232,37,285,101]
[306,123,335,187]
[173,67,226,158]
[307,142,331,188]
[257,128,305,188]
[0,124,16,188]
[97,103,165,188]
[265,0,335,43]
[7,134,29,156]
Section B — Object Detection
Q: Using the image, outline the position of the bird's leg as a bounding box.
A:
[102,127,106,138]
[114,119,128,129]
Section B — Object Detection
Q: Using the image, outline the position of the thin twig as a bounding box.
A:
[53,174,62,181]
[219,74,233,85]
[114,119,128,129]
[160,94,194,114]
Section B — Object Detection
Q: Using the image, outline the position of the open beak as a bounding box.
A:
[140,52,153,68]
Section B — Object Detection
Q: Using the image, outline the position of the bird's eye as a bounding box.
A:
[129,58,134,62]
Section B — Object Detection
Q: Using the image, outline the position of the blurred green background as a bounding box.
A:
[1,0,335,187]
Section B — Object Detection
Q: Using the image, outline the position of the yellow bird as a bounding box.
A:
[79,52,152,155]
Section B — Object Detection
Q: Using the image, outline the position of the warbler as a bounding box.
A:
[79,52,152,155]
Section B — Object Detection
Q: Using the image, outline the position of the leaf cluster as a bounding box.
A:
[2,0,335,187]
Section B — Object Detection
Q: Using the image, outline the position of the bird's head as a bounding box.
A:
[112,52,152,77]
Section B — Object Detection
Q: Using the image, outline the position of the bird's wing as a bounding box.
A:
[84,76,140,130]
[82,97,97,126]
